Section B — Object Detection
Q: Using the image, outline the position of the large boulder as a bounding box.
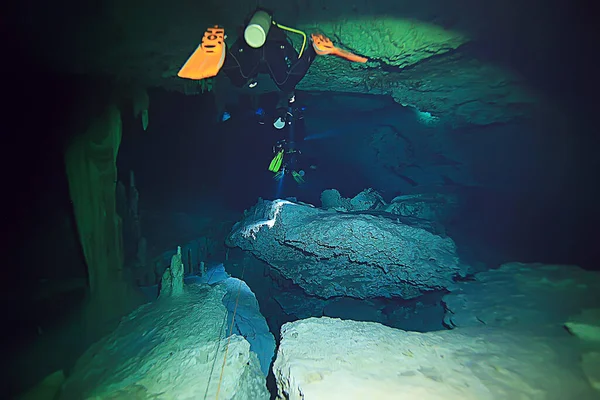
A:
[273,317,597,400]
[227,199,468,299]
[441,262,600,395]
[385,192,459,224]
[59,284,269,399]
[442,262,600,331]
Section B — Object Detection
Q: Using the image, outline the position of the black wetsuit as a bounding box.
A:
[221,25,317,94]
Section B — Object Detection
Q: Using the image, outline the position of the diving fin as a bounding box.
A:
[292,170,305,184]
[178,26,226,80]
[311,33,367,63]
[269,150,284,172]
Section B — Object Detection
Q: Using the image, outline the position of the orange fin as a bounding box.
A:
[311,33,368,63]
[178,26,226,80]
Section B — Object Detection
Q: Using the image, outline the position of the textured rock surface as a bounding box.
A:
[442,262,600,331]
[320,188,349,210]
[321,188,457,225]
[566,309,600,344]
[190,264,276,377]
[159,246,185,297]
[17,0,545,126]
[385,193,459,223]
[227,199,468,299]
[320,188,387,212]
[441,262,600,396]
[273,317,597,400]
[139,262,277,377]
[349,188,386,211]
[60,284,269,399]
[565,309,600,392]
[226,248,446,333]
[299,44,535,126]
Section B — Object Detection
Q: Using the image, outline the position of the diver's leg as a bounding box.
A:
[264,38,295,90]
[264,26,319,94]
[275,44,317,93]
[311,33,368,63]
[221,39,262,87]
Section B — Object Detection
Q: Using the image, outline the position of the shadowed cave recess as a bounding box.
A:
[3,0,600,398]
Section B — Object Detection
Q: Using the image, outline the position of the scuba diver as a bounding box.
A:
[268,102,315,184]
[177,7,367,128]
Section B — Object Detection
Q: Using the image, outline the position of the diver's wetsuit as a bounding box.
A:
[221,25,317,93]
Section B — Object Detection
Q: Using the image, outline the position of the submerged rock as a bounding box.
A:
[385,192,459,224]
[273,317,597,400]
[190,264,276,377]
[159,246,185,298]
[442,262,600,395]
[60,284,269,399]
[321,188,387,212]
[442,262,600,331]
[227,199,468,299]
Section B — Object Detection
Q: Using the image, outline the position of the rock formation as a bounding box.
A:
[227,199,469,299]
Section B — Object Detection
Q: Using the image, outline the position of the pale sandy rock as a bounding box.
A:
[60,284,268,399]
[273,317,596,400]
